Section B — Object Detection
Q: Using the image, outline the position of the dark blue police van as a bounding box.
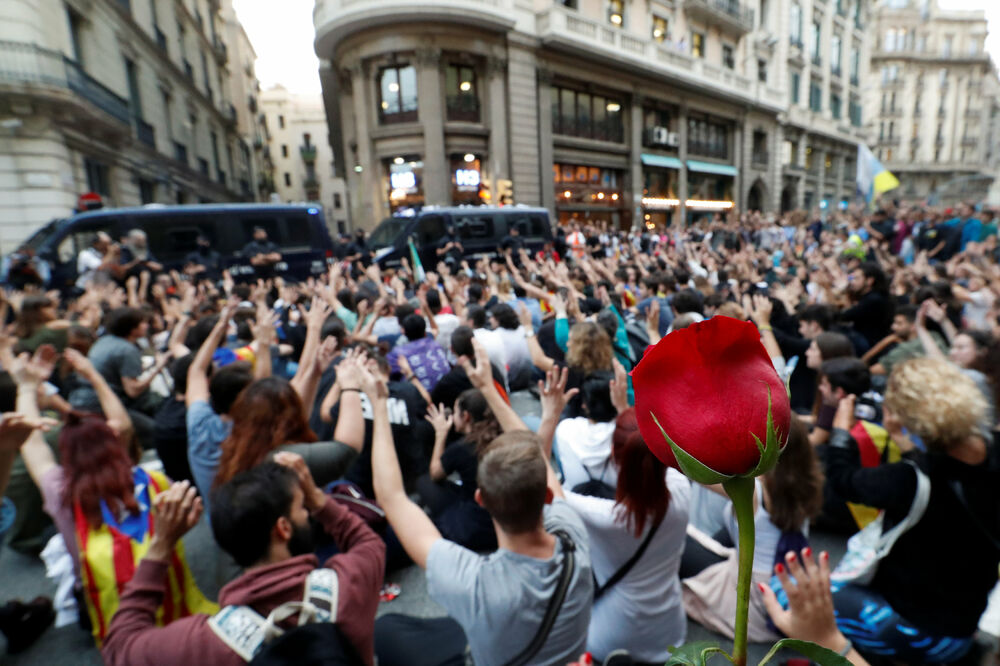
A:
[367,206,553,269]
[21,203,335,289]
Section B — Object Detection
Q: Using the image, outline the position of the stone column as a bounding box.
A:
[416,47,448,205]
[834,152,846,203]
[771,123,784,213]
[796,133,808,209]
[537,67,555,216]
[677,104,688,226]
[817,148,827,209]
[486,55,509,186]
[733,114,745,210]
[348,62,379,227]
[630,93,644,231]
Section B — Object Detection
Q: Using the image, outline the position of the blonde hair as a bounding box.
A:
[566,321,613,374]
[885,358,987,450]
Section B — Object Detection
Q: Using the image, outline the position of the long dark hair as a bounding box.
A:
[612,408,670,537]
[457,389,501,455]
[14,295,55,339]
[215,377,317,487]
[762,415,824,532]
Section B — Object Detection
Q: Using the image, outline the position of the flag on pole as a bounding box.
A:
[407,236,426,283]
[856,143,900,203]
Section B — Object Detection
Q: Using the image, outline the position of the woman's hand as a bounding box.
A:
[538,366,579,422]
[832,394,856,431]
[609,359,629,414]
[425,403,453,439]
[457,339,493,390]
[9,346,58,387]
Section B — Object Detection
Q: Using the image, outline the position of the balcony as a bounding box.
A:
[965,108,981,120]
[248,95,257,113]
[881,107,903,119]
[136,119,155,148]
[751,151,769,168]
[198,158,210,176]
[446,94,481,122]
[155,26,168,52]
[683,0,754,35]
[212,38,228,64]
[882,78,903,90]
[174,141,188,165]
[300,145,317,162]
[217,169,227,185]
[0,41,132,128]
[315,0,516,56]
[962,136,978,147]
[226,103,237,125]
[535,6,781,111]
[878,136,900,148]
[183,59,194,82]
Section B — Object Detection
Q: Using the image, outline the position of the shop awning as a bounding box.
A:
[641,154,683,169]
[686,160,739,177]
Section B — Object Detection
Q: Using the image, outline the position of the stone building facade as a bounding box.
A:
[314,0,872,230]
[868,0,1000,204]
[0,0,263,251]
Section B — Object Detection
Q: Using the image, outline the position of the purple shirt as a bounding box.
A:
[389,336,451,391]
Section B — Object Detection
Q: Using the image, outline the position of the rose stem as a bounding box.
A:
[722,475,756,666]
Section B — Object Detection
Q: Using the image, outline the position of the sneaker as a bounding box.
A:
[0,597,55,654]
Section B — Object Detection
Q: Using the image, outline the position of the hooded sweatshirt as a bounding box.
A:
[555,417,617,489]
[102,498,385,666]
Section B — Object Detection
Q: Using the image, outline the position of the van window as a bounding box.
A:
[57,218,120,264]
[368,217,410,248]
[416,215,445,245]
[454,214,494,240]
[281,212,311,249]
[238,215,281,249]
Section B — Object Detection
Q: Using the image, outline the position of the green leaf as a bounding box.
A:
[757,638,853,666]
[745,387,782,478]
[651,413,733,485]
[665,641,731,666]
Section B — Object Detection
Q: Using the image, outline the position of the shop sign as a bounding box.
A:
[455,169,481,190]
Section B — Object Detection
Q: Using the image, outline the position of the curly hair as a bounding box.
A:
[566,321,613,374]
[214,377,317,487]
[885,358,987,451]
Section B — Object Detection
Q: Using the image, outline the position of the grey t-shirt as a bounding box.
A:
[426,499,593,666]
[88,334,143,400]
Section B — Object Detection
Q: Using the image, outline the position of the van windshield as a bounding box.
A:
[22,219,62,251]
[368,217,409,248]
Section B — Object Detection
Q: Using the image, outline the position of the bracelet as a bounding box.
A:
[758,324,772,332]
[341,387,362,394]
[524,329,535,337]
[405,374,417,382]
[838,639,853,657]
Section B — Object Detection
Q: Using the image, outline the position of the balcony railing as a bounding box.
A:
[174,141,188,165]
[212,38,228,64]
[183,59,194,81]
[881,107,902,118]
[553,114,625,143]
[226,103,237,125]
[155,26,168,52]
[0,41,132,126]
[965,108,980,119]
[300,145,317,162]
[217,169,227,185]
[961,136,978,147]
[446,94,481,122]
[688,141,729,160]
[751,151,769,167]
[683,0,754,34]
[136,119,155,148]
[199,158,210,176]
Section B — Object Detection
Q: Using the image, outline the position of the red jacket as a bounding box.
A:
[102,498,385,666]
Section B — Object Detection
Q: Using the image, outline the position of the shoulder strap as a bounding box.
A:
[875,461,931,558]
[208,606,268,662]
[948,479,1000,550]
[594,516,664,601]
[504,530,576,666]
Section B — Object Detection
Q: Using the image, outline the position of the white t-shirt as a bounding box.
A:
[473,327,507,380]
[434,313,461,361]
[76,247,104,288]
[555,417,617,490]
[564,469,691,662]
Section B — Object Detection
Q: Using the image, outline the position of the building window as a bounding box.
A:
[790,3,802,46]
[607,0,624,26]
[84,158,110,197]
[831,35,842,75]
[67,9,85,65]
[722,45,735,70]
[691,32,705,58]
[687,116,730,160]
[652,16,669,43]
[850,46,860,83]
[199,158,209,176]
[334,193,342,208]
[790,72,801,104]
[378,64,418,124]
[810,20,822,64]
[552,86,624,143]
[758,59,768,83]
[124,58,141,118]
[445,64,479,122]
[278,114,285,129]
[387,157,425,212]
[809,83,822,112]
[281,144,288,158]
[942,34,953,57]
[831,94,842,119]
[284,172,291,187]
[138,179,154,204]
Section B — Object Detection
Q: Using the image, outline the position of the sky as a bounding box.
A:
[234,0,1000,96]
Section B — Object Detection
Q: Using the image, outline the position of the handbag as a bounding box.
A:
[594,516,663,601]
[503,530,576,666]
[831,460,931,585]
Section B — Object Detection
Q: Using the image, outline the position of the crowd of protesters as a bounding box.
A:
[0,201,998,665]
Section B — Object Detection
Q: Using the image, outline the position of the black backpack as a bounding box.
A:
[571,459,616,500]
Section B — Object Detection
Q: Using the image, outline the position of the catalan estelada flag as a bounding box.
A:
[856,143,900,203]
[75,467,217,645]
[845,420,903,529]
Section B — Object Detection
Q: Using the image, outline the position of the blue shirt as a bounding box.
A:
[186,400,232,511]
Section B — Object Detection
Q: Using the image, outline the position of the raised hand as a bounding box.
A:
[63,348,97,378]
[425,403,453,439]
[274,451,326,511]
[0,413,57,454]
[538,366,579,422]
[10,345,58,386]
[147,481,202,561]
[609,359,629,414]
[457,339,493,390]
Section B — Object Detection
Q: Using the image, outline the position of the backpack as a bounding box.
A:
[209,568,358,664]
[571,459,616,500]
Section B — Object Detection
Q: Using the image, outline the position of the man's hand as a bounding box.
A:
[274,452,327,512]
[10,346,58,387]
[147,481,202,563]
[832,394,856,431]
[358,359,388,400]
[538,366,579,422]
[760,549,851,655]
[0,413,57,454]
[457,339,492,389]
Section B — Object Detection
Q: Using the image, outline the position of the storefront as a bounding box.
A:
[685,160,737,224]
[552,162,628,229]
[450,153,484,206]
[385,156,424,214]
[640,154,681,228]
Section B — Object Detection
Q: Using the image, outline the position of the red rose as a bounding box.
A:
[632,316,791,477]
